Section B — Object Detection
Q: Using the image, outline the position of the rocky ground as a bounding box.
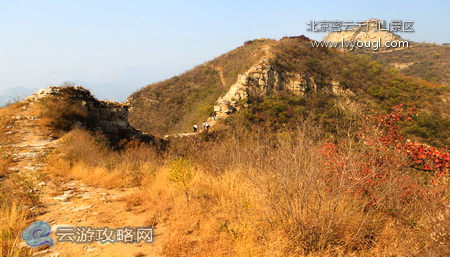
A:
[1,100,163,257]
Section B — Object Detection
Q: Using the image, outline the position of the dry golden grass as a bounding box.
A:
[0,155,13,178]
[0,200,33,257]
[0,103,34,257]
[0,102,24,145]
[46,123,450,256]
[46,129,159,188]
[36,89,89,135]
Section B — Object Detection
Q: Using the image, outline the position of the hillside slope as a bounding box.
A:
[0,88,164,257]
[371,43,450,86]
[127,39,277,136]
[129,37,449,146]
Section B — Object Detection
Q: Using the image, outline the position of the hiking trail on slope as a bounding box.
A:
[1,101,164,257]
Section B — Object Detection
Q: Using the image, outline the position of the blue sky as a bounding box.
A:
[0,0,449,102]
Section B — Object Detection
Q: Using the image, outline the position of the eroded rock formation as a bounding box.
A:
[210,56,358,126]
[213,58,318,119]
[25,86,140,137]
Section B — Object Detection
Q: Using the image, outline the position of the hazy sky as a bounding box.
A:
[1,0,449,101]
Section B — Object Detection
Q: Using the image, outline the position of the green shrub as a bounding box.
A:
[169,157,193,203]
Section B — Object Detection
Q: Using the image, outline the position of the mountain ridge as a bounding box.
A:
[127,36,449,146]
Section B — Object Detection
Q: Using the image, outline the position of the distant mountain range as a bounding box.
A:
[0,86,38,106]
[70,80,139,102]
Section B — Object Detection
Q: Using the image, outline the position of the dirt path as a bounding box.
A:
[37,182,163,257]
[210,65,227,87]
[1,101,164,257]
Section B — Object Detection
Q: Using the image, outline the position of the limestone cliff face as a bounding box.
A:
[25,86,140,136]
[210,56,358,125]
[213,58,318,119]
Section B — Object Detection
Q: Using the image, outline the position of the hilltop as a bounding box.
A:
[128,35,449,147]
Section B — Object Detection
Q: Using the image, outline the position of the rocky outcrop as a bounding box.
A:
[330,81,355,98]
[25,86,140,137]
[329,81,358,113]
[210,56,362,126]
[213,58,318,120]
[284,73,317,95]
[209,20,402,124]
